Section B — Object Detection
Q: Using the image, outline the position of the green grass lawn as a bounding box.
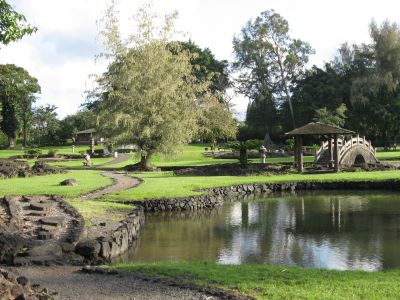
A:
[0,170,112,197]
[66,199,134,225]
[48,157,115,168]
[115,261,400,300]
[104,170,400,201]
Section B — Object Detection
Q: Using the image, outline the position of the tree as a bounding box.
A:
[313,103,347,127]
[0,0,37,46]
[346,20,400,146]
[31,105,60,146]
[1,98,17,147]
[0,64,40,147]
[233,10,313,128]
[229,139,263,167]
[178,41,231,99]
[93,3,208,169]
[288,64,351,130]
[197,94,237,149]
[59,109,96,143]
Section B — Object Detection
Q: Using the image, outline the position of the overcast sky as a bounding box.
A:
[1,0,400,120]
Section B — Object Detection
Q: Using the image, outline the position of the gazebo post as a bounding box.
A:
[328,135,333,168]
[297,135,303,173]
[334,133,339,172]
[294,136,298,168]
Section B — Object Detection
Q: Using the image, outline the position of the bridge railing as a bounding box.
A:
[315,135,376,162]
[315,139,344,161]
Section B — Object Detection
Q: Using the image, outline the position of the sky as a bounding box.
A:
[1,0,400,120]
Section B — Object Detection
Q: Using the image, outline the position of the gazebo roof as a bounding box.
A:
[285,122,354,136]
[76,128,96,135]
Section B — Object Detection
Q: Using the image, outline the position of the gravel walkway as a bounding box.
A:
[79,171,140,200]
[8,266,219,300]
[97,153,132,167]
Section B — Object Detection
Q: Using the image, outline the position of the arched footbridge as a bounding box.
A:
[315,136,378,166]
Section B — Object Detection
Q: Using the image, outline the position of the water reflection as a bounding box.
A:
[127,191,400,271]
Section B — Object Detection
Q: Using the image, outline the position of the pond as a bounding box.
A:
[120,191,400,271]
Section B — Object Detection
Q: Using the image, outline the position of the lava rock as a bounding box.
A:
[60,179,77,186]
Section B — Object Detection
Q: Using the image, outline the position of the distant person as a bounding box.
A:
[114,151,118,158]
[83,153,91,166]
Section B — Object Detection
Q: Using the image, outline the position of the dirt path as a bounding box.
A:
[97,153,132,167]
[79,171,140,200]
[8,266,219,300]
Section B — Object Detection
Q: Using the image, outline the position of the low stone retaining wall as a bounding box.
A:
[134,180,400,212]
[75,208,145,263]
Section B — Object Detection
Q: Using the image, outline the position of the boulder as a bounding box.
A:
[60,179,77,186]
[75,240,101,260]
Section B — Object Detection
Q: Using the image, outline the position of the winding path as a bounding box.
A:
[79,171,140,200]
[96,153,132,167]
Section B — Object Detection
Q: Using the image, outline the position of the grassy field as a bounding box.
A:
[0,170,112,197]
[47,157,115,168]
[115,262,400,300]
[103,169,400,201]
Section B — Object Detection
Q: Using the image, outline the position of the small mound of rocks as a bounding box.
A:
[0,268,51,299]
[31,161,65,176]
[0,159,30,178]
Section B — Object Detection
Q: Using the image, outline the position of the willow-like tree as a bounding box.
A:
[93,2,207,169]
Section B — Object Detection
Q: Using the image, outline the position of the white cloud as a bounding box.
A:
[1,0,400,119]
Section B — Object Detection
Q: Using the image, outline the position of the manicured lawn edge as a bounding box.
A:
[114,261,400,300]
[103,170,400,202]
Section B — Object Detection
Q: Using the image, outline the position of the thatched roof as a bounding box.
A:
[76,128,96,135]
[285,122,354,136]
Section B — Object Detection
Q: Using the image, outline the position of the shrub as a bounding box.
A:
[24,148,42,158]
[47,148,59,157]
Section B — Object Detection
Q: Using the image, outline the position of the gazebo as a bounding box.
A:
[285,122,354,173]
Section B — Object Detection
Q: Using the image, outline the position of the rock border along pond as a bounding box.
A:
[133,179,400,212]
[3,179,400,263]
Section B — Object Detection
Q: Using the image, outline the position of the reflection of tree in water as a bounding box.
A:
[130,191,400,270]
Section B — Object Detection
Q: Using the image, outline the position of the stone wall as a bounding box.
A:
[75,208,144,263]
[134,179,400,212]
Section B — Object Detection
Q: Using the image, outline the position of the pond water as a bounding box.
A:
[121,191,400,271]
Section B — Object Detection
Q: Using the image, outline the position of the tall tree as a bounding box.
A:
[233,10,313,128]
[93,3,208,169]
[0,0,37,46]
[0,64,40,147]
[59,109,96,143]
[178,41,231,99]
[197,94,237,149]
[31,105,60,146]
[347,20,400,145]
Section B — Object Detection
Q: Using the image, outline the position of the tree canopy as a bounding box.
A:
[233,10,313,129]
[93,3,210,169]
[0,64,40,147]
[0,0,37,46]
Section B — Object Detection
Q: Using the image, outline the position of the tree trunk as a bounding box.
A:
[8,136,15,149]
[239,149,248,167]
[140,153,152,170]
[22,117,27,147]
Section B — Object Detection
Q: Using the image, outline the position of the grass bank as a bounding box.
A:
[66,199,134,226]
[115,261,400,300]
[0,170,112,197]
[104,170,400,201]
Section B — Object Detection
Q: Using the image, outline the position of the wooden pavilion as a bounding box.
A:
[285,122,354,173]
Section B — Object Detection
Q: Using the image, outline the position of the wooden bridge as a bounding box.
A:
[286,122,378,172]
[315,135,378,166]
